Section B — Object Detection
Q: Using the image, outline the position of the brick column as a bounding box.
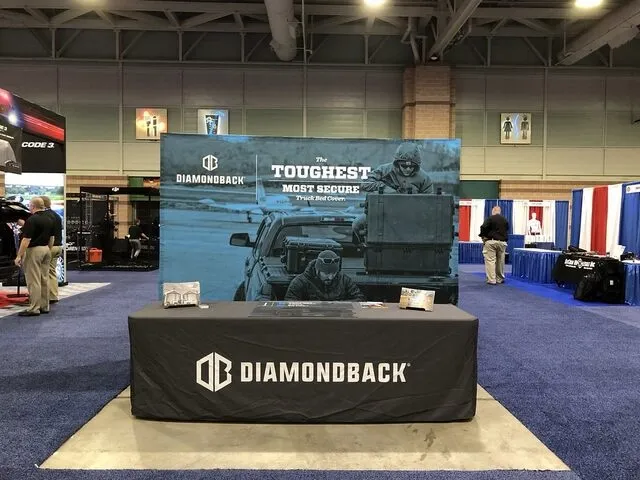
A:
[402,65,455,139]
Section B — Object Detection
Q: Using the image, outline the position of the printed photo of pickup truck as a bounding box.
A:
[159,134,460,304]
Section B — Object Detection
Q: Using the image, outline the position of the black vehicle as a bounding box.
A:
[0,197,31,285]
[229,210,458,304]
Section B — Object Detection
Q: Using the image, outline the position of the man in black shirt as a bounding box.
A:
[128,218,148,261]
[41,196,63,303]
[14,196,54,316]
[480,205,509,285]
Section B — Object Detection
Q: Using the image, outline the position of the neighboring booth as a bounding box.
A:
[75,186,159,271]
[0,88,67,286]
[568,181,640,306]
[458,198,569,264]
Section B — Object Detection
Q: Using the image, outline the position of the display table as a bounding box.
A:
[459,241,483,264]
[551,253,622,286]
[623,261,640,306]
[129,302,478,423]
[511,248,561,283]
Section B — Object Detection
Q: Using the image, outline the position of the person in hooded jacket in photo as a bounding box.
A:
[284,250,365,301]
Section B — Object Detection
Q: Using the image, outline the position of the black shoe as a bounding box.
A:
[18,311,40,317]
[50,299,59,304]
[41,310,50,314]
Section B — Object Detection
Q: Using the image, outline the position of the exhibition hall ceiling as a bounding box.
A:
[0,0,639,67]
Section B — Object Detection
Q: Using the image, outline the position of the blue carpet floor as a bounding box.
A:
[460,271,640,480]
[1,269,639,479]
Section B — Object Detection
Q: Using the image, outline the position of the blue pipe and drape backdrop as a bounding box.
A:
[620,181,640,255]
[555,200,569,250]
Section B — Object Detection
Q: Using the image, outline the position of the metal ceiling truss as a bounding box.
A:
[0,0,637,67]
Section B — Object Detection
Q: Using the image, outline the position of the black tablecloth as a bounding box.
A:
[552,252,624,285]
[129,302,478,423]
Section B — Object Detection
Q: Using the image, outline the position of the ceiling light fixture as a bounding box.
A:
[575,0,603,8]
[364,0,385,8]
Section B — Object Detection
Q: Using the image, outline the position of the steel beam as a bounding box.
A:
[96,11,116,27]
[0,19,587,38]
[24,8,48,23]
[51,10,91,25]
[429,0,482,57]
[56,30,82,57]
[558,0,640,65]
[1,1,608,20]
[182,13,230,29]
[165,10,180,27]
[121,31,145,59]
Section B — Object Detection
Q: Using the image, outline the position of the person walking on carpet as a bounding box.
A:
[14,196,54,316]
[480,205,509,285]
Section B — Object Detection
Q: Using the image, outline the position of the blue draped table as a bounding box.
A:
[507,234,525,264]
[623,261,640,306]
[459,242,484,264]
[511,248,561,284]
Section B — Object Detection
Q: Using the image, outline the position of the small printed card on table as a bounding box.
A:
[399,287,435,311]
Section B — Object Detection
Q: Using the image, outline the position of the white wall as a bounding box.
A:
[0,63,403,176]
[455,68,640,180]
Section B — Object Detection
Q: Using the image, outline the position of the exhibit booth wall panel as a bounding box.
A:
[604,148,640,175]
[546,75,606,112]
[244,70,304,108]
[500,180,624,200]
[182,70,244,107]
[58,66,120,105]
[484,147,543,176]
[366,110,403,139]
[307,71,366,109]
[455,111,484,146]
[460,147,486,175]
[124,143,161,172]
[123,68,182,107]
[365,72,403,109]
[454,68,640,183]
[605,113,640,147]
[485,74,545,111]
[66,142,122,173]
[307,109,364,138]
[546,113,605,147]
[0,65,58,106]
[606,76,640,111]
[60,106,120,142]
[546,148,605,176]
[0,62,405,176]
[245,109,304,137]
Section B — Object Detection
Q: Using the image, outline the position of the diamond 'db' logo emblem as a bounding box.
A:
[202,155,218,171]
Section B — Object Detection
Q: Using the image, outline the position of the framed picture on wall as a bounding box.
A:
[136,108,168,141]
[197,109,229,135]
[500,113,531,145]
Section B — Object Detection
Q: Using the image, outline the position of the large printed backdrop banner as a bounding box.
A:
[160,134,460,305]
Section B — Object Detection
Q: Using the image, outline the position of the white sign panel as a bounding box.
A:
[501,113,531,145]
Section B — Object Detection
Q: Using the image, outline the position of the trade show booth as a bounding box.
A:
[126,133,479,424]
[72,186,159,272]
[457,198,570,264]
[0,88,66,288]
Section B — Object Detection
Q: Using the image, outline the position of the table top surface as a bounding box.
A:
[130,302,478,323]
[513,248,559,254]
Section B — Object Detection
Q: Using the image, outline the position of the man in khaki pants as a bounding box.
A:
[14,197,54,316]
[41,196,64,303]
[480,205,509,285]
